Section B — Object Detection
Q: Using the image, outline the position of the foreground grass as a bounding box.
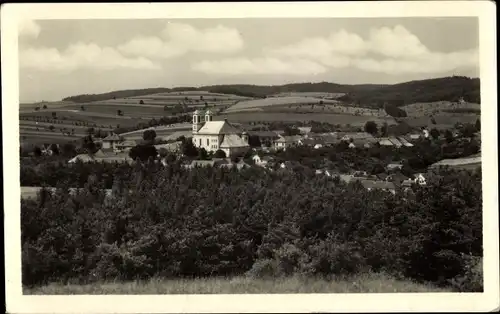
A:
[24,273,450,294]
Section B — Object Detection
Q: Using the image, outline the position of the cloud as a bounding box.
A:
[20,42,160,71]
[191,57,327,76]
[118,22,244,59]
[266,25,478,75]
[19,20,41,38]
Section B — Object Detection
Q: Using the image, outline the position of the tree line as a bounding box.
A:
[21,160,482,292]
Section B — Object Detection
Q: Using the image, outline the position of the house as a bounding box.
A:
[102,133,122,151]
[337,132,374,142]
[247,131,280,146]
[386,172,409,187]
[378,138,394,147]
[413,173,427,186]
[386,163,403,171]
[297,127,312,135]
[299,138,325,148]
[361,180,396,194]
[274,135,302,150]
[320,134,341,147]
[351,139,373,149]
[192,110,250,158]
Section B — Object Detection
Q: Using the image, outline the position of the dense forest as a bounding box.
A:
[338,76,480,107]
[21,159,482,292]
[60,76,479,105]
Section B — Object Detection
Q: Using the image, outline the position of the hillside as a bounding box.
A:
[59,76,479,105]
[338,76,480,107]
[61,82,387,103]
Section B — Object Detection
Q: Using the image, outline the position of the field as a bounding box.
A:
[269,92,346,99]
[401,101,481,117]
[225,96,340,112]
[24,273,448,294]
[19,91,247,146]
[217,112,397,126]
[402,113,480,129]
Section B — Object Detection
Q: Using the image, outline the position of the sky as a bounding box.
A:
[18,17,479,103]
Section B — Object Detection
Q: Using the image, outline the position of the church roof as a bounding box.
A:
[220,134,249,148]
[197,120,240,135]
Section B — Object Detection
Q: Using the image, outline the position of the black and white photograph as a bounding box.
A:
[3,2,499,313]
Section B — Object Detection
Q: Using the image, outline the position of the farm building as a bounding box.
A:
[274,135,302,150]
[361,180,396,194]
[192,110,250,158]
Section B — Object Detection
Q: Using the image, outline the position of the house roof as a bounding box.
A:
[248,131,279,138]
[397,137,413,147]
[386,173,409,184]
[379,138,394,146]
[337,132,374,140]
[361,180,396,190]
[69,154,95,163]
[197,120,241,135]
[388,137,403,147]
[116,140,137,147]
[276,135,302,143]
[220,134,249,148]
[102,133,121,142]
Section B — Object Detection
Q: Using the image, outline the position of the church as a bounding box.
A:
[192,109,250,157]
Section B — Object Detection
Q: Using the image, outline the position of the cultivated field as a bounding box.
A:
[269,92,346,99]
[19,91,247,146]
[225,96,340,112]
[217,112,397,126]
[401,101,481,117]
[24,273,448,294]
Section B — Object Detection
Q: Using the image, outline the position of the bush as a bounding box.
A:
[449,255,483,292]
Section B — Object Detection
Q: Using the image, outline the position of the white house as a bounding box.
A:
[102,133,122,151]
[413,173,427,186]
[192,110,249,157]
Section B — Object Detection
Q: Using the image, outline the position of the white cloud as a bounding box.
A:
[266,25,478,75]
[20,42,160,71]
[118,22,244,59]
[191,57,327,76]
[19,20,41,38]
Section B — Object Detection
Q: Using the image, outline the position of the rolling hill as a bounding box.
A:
[58,76,479,106]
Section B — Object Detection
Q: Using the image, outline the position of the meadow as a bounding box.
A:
[24,273,449,294]
[225,96,340,112]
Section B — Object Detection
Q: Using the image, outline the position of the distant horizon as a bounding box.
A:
[22,75,481,104]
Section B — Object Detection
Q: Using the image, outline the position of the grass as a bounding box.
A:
[24,273,449,295]
[226,96,339,112]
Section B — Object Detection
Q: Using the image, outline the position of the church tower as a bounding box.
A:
[205,109,213,122]
[192,110,203,133]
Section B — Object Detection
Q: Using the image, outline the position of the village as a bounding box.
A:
[22,107,482,199]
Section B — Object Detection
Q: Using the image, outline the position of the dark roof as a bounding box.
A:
[248,131,280,138]
[361,180,396,190]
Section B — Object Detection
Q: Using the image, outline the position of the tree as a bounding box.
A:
[52,112,57,118]
[182,139,198,157]
[48,125,55,131]
[198,148,209,160]
[461,123,477,138]
[129,144,158,162]
[430,128,440,140]
[364,121,378,135]
[445,129,454,143]
[117,110,123,116]
[82,135,97,154]
[158,148,169,158]
[49,144,60,155]
[381,122,388,136]
[33,146,42,157]
[214,149,227,158]
[143,129,157,143]
[283,126,300,136]
[80,105,85,111]
[475,118,481,132]
[248,135,262,148]
[87,127,95,135]
[139,100,144,104]
[61,143,77,156]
